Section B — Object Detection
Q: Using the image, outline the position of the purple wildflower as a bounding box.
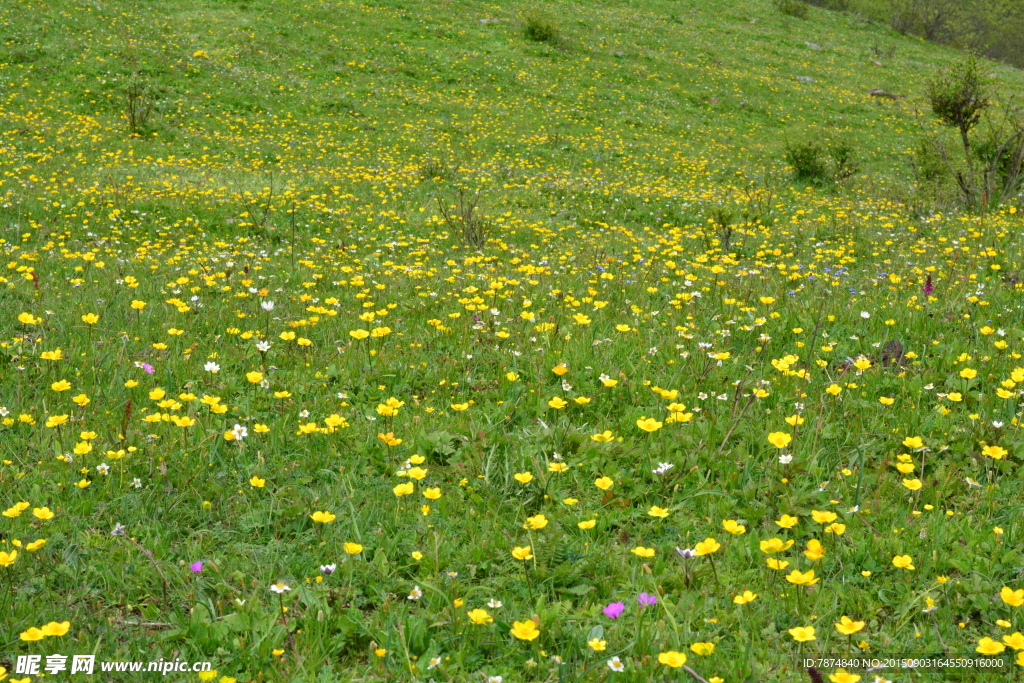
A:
[923,274,934,297]
[637,592,658,607]
[142,363,155,374]
[602,602,625,619]
[189,561,203,574]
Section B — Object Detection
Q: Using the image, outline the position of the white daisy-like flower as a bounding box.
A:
[261,300,275,311]
[256,341,271,352]
[97,463,110,475]
[408,585,423,600]
[487,598,502,608]
[270,582,291,594]
[779,454,793,465]
[204,362,220,373]
[607,656,625,672]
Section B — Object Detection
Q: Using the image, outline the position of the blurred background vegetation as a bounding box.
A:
[807,0,1024,68]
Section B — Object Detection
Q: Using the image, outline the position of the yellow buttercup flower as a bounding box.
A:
[835,616,865,635]
[524,513,548,530]
[804,539,826,561]
[41,621,70,636]
[467,608,493,625]
[788,626,816,642]
[510,619,540,640]
[775,514,798,529]
[33,507,55,520]
[636,416,663,432]
[658,651,687,667]
[512,546,534,560]
[767,432,792,448]
[20,627,45,641]
[892,554,915,570]
[733,590,758,604]
[785,569,819,586]
[310,510,336,524]
[694,538,720,556]
[759,538,794,554]
[903,436,924,449]
[1001,587,1024,607]
[812,510,837,524]
[722,519,746,535]
[977,637,1006,655]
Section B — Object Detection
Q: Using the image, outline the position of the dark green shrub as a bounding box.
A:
[524,15,559,43]
[772,0,809,19]
[784,140,829,180]
[784,138,860,182]
[828,138,860,180]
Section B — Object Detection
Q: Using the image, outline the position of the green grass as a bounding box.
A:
[2,0,1024,681]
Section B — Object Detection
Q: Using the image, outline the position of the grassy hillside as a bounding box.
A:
[2,0,1024,682]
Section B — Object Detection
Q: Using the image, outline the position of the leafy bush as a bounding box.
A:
[523,14,559,43]
[784,138,860,182]
[772,0,810,19]
[784,140,829,180]
[925,53,1024,209]
[828,138,860,180]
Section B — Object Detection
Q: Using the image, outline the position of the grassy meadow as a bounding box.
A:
[2,0,1024,681]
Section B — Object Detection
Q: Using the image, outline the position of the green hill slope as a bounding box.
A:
[2,0,1021,233]
[2,2,1024,682]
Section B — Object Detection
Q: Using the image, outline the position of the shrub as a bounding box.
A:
[523,14,559,43]
[784,138,860,182]
[925,53,1024,209]
[784,140,829,181]
[828,138,860,180]
[123,76,156,137]
[772,0,809,19]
